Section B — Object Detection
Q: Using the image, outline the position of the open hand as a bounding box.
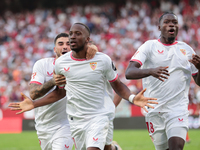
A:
[8,93,34,114]
[150,66,169,81]
[133,88,158,113]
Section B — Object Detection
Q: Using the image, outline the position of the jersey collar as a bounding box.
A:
[158,39,178,46]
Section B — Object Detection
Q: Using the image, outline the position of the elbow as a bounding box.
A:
[29,93,36,100]
[125,70,131,79]
[29,90,36,100]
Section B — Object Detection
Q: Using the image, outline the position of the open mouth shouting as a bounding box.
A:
[168,28,175,35]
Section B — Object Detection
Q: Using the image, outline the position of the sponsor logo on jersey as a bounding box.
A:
[158,50,164,54]
[47,71,53,76]
[178,118,183,121]
[64,67,70,72]
[180,49,186,55]
[90,62,97,70]
[65,145,69,149]
[32,72,37,79]
[93,137,98,141]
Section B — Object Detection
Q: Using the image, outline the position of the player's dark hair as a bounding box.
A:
[54,33,69,44]
[75,23,90,36]
[159,11,177,24]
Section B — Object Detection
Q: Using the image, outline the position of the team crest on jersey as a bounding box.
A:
[180,49,186,55]
[90,62,97,70]
[32,72,37,79]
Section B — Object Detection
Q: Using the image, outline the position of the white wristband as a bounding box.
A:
[128,94,135,103]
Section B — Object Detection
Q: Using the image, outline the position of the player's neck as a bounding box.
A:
[72,50,87,59]
[160,37,176,45]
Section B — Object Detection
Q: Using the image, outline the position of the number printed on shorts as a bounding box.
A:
[146,122,154,133]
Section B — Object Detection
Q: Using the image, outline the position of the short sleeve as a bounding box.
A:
[30,60,45,84]
[130,41,150,66]
[103,55,118,82]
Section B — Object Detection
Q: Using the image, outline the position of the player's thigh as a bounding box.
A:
[37,131,53,150]
[51,125,73,150]
[167,127,187,142]
[145,113,168,150]
[165,113,188,141]
[105,120,114,146]
[52,137,73,150]
[86,115,110,150]
[69,117,87,150]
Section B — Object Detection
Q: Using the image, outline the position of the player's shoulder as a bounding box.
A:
[95,52,111,60]
[176,41,193,50]
[56,52,71,63]
[141,39,157,46]
[95,52,109,57]
[35,57,55,65]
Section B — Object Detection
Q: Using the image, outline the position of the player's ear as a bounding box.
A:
[86,37,90,43]
[158,25,161,31]
[53,47,56,53]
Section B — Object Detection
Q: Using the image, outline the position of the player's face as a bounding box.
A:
[54,37,70,58]
[69,24,89,52]
[159,14,179,43]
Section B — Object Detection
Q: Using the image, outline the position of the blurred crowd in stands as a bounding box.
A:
[0,0,200,115]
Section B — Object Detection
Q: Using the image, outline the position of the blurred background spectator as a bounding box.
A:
[0,0,200,119]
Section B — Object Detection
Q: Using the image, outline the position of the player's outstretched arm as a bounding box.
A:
[110,78,157,112]
[9,87,66,114]
[9,93,34,114]
[132,88,158,112]
[30,73,66,100]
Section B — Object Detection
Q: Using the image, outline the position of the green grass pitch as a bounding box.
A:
[0,129,199,150]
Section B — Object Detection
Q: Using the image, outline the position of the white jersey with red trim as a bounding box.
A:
[131,39,198,113]
[55,52,118,119]
[30,58,69,132]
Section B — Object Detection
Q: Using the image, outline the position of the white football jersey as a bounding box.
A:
[30,58,69,132]
[131,39,198,113]
[55,52,118,119]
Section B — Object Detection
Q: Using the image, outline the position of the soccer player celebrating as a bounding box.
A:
[53,23,157,150]
[125,12,200,150]
[10,23,157,150]
[19,33,97,150]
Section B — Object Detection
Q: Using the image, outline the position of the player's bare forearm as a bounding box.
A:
[126,62,169,82]
[110,78,131,101]
[125,61,151,79]
[33,86,66,108]
[29,79,55,100]
[113,94,122,107]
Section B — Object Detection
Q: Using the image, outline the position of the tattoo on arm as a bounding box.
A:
[29,79,55,100]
